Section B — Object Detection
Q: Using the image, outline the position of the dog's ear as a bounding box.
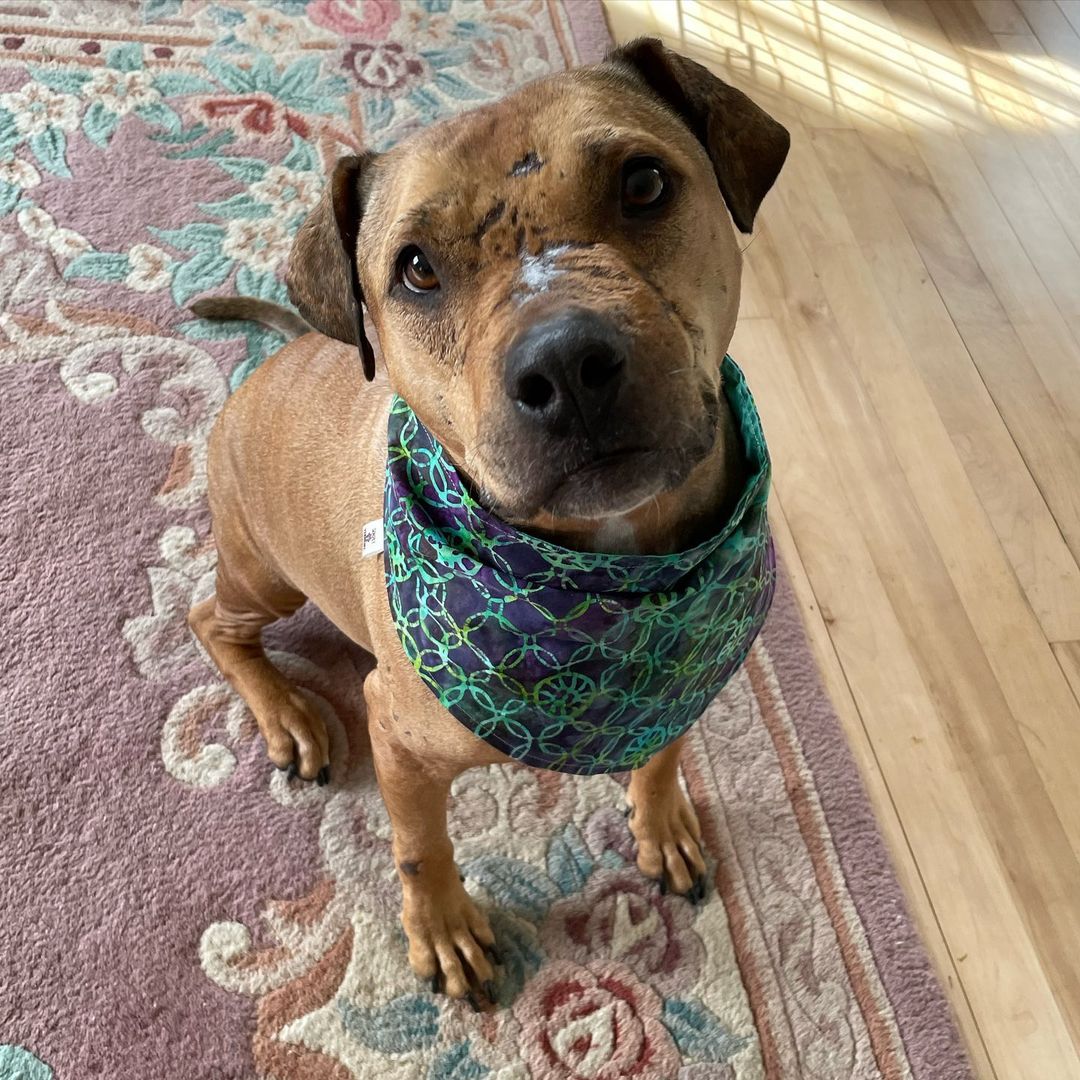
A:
[287,152,379,380]
[607,38,789,233]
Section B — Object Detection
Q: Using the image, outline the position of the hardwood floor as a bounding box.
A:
[602,3,1080,1077]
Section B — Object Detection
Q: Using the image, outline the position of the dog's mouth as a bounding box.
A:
[542,448,670,515]
[535,433,716,520]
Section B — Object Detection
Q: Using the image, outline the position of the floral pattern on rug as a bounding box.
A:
[0,3,971,1079]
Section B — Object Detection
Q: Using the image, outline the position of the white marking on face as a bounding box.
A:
[517,243,572,299]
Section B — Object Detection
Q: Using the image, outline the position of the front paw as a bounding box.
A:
[625,788,708,903]
[401,873,501,1009]
[261,688,331,783]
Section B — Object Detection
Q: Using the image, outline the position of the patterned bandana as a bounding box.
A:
[383,356,776,775]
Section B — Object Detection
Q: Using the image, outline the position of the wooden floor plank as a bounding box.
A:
[860,128,1080,612]
[1054,641,1080,703]
[924,1,1080,345]
[811,124,1080,642]
[733,315,1080,1077]
[1060,1,1080,40]
[884,0,1080,443]
[991,29,1080,179]
[758,121,1080,861]
[971,0,1031,34]
[1017,0,1080,75]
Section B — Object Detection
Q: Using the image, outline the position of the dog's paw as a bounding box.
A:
[261,688,330,783]
[626,788,709,903]
[402,877,500,1009]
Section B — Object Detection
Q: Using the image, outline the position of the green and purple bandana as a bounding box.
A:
[383,356,776,775]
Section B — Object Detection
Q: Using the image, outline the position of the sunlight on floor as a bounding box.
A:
[605,0,1080,133]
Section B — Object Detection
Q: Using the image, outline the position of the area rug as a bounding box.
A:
[0,2,971,1078]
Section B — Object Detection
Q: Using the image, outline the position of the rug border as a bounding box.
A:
[763,565,973,1079]
[564,0,615,64]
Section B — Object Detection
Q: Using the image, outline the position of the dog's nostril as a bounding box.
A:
[580,348,624,391]
[517,372,555,410]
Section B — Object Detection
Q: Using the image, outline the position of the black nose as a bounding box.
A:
[504,310,627,436]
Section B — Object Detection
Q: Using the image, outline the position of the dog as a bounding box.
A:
[188,38,789,1008]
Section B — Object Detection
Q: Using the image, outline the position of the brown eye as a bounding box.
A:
[622,158,669,213]
[401,246,439,293]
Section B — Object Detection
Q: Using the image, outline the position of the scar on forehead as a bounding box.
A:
[473,199,506,243]
[509,151,545,177]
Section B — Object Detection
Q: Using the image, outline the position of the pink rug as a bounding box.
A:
[0,2,970,1078]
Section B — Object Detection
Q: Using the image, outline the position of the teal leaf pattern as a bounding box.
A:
[142,0,182,21]
[479,909,544,1006]
[202,53,255,94]
[428,1040,489,1080]
[106,42,143,72]
[276,55,322,99]
[214,156,269,183]
[0,1046,52,1080]
[82,101,120,147]
[151,222,226,252]
[171,250,233,306]
[198,194,271,220]
[546,822,593,896]
[163,130,235,160]
[211,4,245,26]
[65,252,131,283]
[0,181,21,217]
[433,71,485,101]
[151,120,209,146]
[235,264,286,303]
[662,999,751,1063]
[151,72,218,97]
[28,66,91,94]
[0,109,18,156]
[282,135,317,172]
[339,993,440,1053]
[29,128,69,178]
[463,855,557,922]
[136,100,182,136]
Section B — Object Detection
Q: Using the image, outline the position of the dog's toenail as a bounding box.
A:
[482,979,497,1003]
[430,972,443,994]
[686,874,707,904]
[659,877,668,896]
[285,762,298,781]
[466,991,481,1013]
[316,765,330,786]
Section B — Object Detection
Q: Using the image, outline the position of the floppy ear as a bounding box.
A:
[286,152,379,380]
[607,38,789,233]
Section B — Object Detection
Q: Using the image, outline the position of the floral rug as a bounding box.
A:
[0,2,971,1078]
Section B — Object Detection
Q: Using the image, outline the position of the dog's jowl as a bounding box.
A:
[189,38,788,1008]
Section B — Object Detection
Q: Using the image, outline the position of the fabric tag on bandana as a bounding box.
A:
[362,518,384,557]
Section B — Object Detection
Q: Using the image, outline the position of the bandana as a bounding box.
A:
[382,356,775,775]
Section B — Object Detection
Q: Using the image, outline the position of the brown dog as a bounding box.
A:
[188,38,788,1006]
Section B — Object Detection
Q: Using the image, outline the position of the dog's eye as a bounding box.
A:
[622,158,669,213]
[400,246,439,293]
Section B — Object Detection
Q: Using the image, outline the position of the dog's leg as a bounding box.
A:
[626,737,709,902]
[188,549,330,783]
[364,669,498,1007]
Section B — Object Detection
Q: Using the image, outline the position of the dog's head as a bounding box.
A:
[288,39,788,523]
